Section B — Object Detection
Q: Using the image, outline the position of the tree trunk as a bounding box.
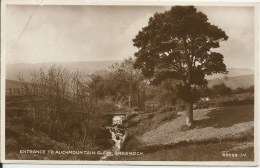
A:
[128,95,131,108]
[185,102,193,127]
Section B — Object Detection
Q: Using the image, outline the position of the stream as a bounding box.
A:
[100,115,127,160]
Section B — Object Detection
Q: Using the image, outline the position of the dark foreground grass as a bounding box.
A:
[5,96,100,160]
[110,141,253,161]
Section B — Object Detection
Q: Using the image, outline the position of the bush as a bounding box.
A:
[233,86,254,94]
[161,113,177,122]
[159,105,176,113]
[133,107,140,112]
[148,113,155,119]
[126,112,139,120]
[196,102,217,109]
[212,83,232,96]
[219,97,254,106]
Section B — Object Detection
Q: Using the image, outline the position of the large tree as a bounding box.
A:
[133,6,228,127]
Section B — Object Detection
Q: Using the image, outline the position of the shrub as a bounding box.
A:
[133,107,140,112]
[159,105,175,113]
[161,113,177,122]
[219,97,254,106]
[212,83,232,96]
[196,102,217,109]
[126,112,139,120]
[148,113,155,119]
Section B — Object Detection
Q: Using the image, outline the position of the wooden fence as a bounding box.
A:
[6,88,29,97]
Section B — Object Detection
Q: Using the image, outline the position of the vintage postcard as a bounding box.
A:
[1,0,259,165]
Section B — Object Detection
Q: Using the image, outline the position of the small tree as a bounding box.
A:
[133,6,228,127]
[109,58,149,108]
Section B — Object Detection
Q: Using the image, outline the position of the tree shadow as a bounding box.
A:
[194,105,254,128]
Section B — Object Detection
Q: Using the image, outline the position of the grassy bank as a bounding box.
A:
[119,104,254,161]
[139,105,253,146]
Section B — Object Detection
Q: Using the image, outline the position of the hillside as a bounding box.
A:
[6,74,254,91]
[206,68,254,80]
[6,60,122,80]
[208,75,254,89]
[7,60,253,81]
[113,105,254,161]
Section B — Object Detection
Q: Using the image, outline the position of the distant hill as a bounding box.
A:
[6,61,254,89]
[208,74,254,89]
[6,60,122,81]
[206,68,254,80]
[6,74,254,93]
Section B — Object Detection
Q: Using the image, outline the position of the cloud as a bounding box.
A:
[198,6,254,69]
[6,5,254,69]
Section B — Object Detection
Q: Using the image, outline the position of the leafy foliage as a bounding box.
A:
[86,58,150,108]
[133,6,228,90]
[212,83,232,96]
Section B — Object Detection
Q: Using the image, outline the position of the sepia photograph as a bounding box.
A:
[1,0,259,165]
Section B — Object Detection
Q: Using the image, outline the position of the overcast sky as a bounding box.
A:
[6,5,254,69]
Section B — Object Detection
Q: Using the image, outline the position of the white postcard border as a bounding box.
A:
[1,0,259,165]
